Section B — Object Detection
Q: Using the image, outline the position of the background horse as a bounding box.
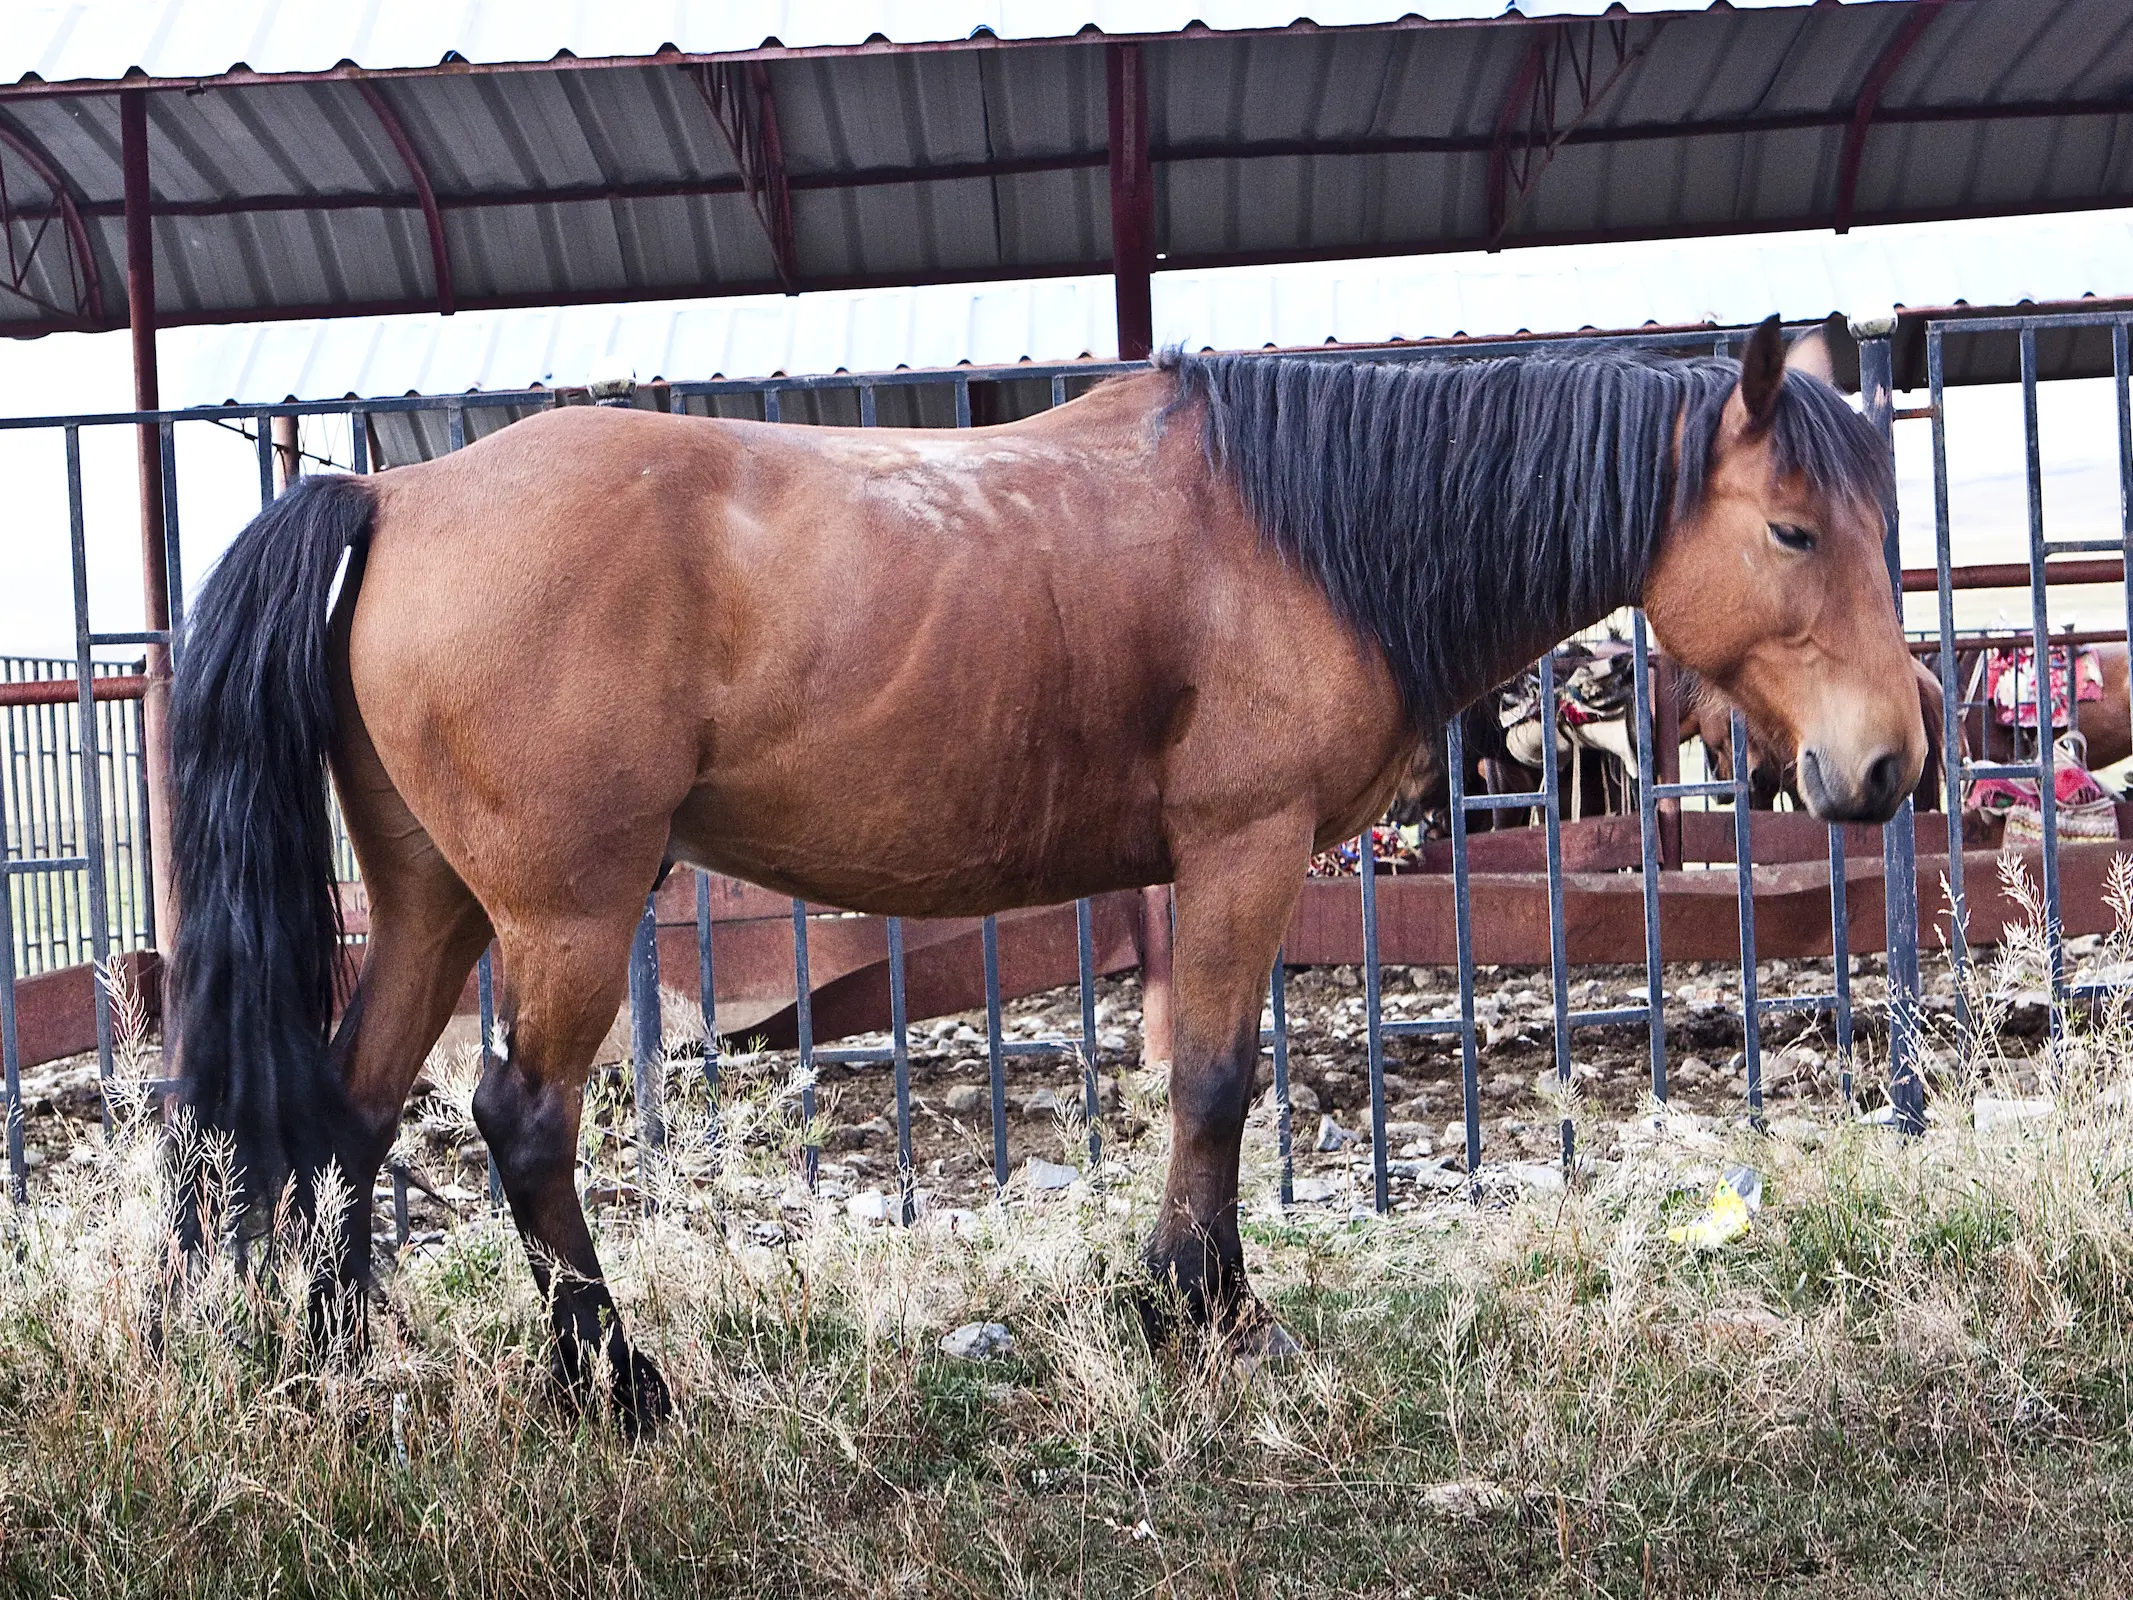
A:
[169,317,1920,1431]
[1687,656,1955,811]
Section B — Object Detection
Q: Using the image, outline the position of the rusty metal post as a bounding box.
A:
[121,90,178,956]
[1106,43,1155,362]
[1139,884,1173,1068]
[271,413,301,492]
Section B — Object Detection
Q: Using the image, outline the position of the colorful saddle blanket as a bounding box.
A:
[1985,645,2104,729]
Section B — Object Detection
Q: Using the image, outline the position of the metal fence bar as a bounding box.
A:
[629,894,664,1182]
[982,915,1009,1190]
[158,422,184,666]
[1075,897,1100,1169]
[791,899,818,1187]
[1270,954,1293,1206]
[1928,327,1971,1052]
[477,947,502,1208]
[696,872,721,1156]
[2021,327,2067,1041]
[1861,325,1926,1132]
[1536,651,1574,1170]
[888,915,916,1224]
[1631,614,1668,1102]
[1358,823,1389,1211]
[1828,826,1855,1100]
[1730,709,1764,1128]
[1,870,23,1201]
[1446,716,1484,1182]
[65,427,115,1117]
[2119,323,2133,859]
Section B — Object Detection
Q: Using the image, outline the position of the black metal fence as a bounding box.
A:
[2,308,2128,1224]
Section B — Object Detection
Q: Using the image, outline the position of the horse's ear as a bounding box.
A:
[1784,326,1837,384]
[1739,313,1785,433]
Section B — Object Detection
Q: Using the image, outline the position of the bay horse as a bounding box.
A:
[168,316,1921,1432]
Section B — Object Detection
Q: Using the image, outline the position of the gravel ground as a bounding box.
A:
[15,942,2084,1235]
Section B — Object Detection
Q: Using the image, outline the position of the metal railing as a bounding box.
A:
[1,309,2127,1224]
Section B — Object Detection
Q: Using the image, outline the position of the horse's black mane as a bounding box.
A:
[1161,346,1892,728]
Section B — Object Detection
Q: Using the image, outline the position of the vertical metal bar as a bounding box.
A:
[1270,955,1293,1207]
[791,899,817,1188]
[629,893,664,1180]
[1860,323,1924,1135]
[1731,709,1763,1127]
[1,870,23,1202]
[888,915,915,1224]
[1448,716,1483,1181]
[1051,375,1068,409]
[1928,330,1969,1043]
[66,427,115,1118]
[1359,819,1388,1213]
[1076,897,1100,1168]
[477,947,502,1208]
[858,384,876,428]
[2022,334,2056,1041]
[2021,326,2065,1037]
[351,408,370,474]
[954,375,972,430]
[446,402,465,454]
[1829,825,1854,1100]
[1630,613,1668,1101]
[2119,320,2133,789]
[158,423,184,666]
[1536,651,1573,1171]
[255,415,275,508]
[696,872,720,1154]
[764,388,781,424]
[982,914,1009,1191]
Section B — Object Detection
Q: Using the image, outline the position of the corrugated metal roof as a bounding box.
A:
[4,0,2126,341]
[0,3,1873,84]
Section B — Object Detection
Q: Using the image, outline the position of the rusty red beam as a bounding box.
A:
[1909,630,2125,655]
[6,951,159,1072]
[1901,557,2122,592]
[1834,0,1949,235]
[1106,42,1156,360]
[0,674,148,708]
[357,83,454,317]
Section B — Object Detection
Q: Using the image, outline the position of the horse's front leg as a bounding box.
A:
[1141,811,1313,1354]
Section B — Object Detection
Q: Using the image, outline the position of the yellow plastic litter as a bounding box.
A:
[1667,1167,1762,1250]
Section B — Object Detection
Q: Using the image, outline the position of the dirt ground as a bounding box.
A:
[16,941,2071,1239]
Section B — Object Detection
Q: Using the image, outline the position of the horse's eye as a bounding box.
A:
[1769,522,1816,552]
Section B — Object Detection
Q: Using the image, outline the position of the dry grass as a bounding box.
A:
[7,899,2133,1596]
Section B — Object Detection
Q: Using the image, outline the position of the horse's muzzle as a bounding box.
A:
[1796,744,1916,824]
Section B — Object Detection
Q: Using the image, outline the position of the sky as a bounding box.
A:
[1,211,2128,661]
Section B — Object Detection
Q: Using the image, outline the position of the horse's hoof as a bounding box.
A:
[613,1348,673,1439]
[1227,1312,1302,1376]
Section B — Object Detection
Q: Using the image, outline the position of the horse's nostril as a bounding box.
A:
[1864,750,1904,810]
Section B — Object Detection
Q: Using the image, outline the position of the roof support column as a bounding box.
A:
[122,88,179,957]
[1106,43,1155,362]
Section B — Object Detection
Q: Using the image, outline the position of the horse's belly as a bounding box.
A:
[665,741,1168,917]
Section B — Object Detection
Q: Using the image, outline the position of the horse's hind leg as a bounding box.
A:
[1143,810,1313,1349]
[321,774,493,1331]
[474,908,670,1434]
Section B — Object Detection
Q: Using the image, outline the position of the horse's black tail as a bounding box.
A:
[169,472,375,1230]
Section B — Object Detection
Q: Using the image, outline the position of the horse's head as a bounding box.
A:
[1642,316,1925,824]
